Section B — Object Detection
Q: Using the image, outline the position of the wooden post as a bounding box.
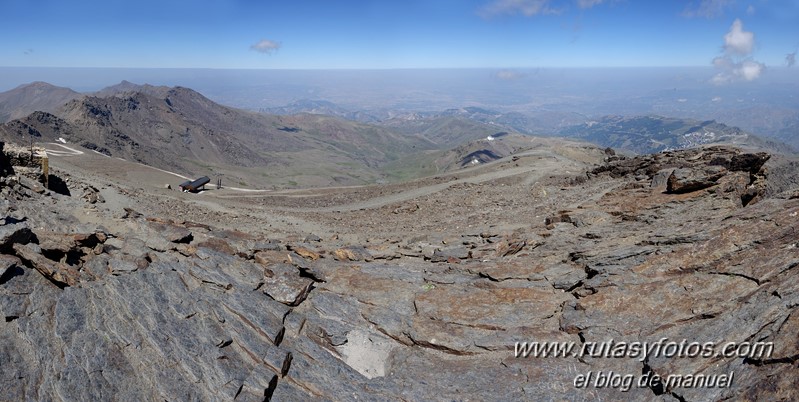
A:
[42,155,49,189]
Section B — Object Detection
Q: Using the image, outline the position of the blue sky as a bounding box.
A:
[1,0,797,69]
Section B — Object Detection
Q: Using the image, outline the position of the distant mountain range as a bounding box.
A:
[0,81,793,188]
[0,83,442,187]
[381,106,586,136]
[259,99,796,155]
[557,115,792,155]
[261,99,382,123]
[708,106,799,150]
[263,101,586,136]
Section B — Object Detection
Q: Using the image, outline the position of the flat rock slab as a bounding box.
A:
[262,263,314,306]
[415,282,572,328]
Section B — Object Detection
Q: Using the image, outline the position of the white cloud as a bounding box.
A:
[712,58,765,84]
[682,0,735,18]
[479,0,558,17]
[250,39,281,54]
[711,19,765,84]
[479,0,610,17]
[746,5,755,15]
[738,59,764,80]
[577,0,603,9]
[724,19,754,55]
[787,51,797,67]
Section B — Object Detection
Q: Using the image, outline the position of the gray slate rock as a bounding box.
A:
[667,166,727,193]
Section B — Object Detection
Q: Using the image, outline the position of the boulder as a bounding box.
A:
[667,166,727,193]
[650,168,674,188]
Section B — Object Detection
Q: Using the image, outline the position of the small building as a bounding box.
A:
[179,176,210,192]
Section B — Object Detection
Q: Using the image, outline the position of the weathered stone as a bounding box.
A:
[303,233,322,243]
[0,225,32,254]
[161,225,193,243]
[650,168,674,188]
[542,263,585,290]
[107,257,139,274]
[12,243,80,287]
[1,143,798,400]
[288,245,320,261]
[667,166,727,193]
[429,246,470,262]
[196,237,236,256]
[253,239,283,252]
[332,246,373,262]
[262,263,314,306]
[495,238,526,257]
[120,207,142,219]
[725,152,770,173]
[0,254,22,282]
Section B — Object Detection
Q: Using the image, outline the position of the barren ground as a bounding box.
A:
[4,140,795,401]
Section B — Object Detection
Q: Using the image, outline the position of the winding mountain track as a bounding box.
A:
[211,149,583,213]
[42,142,84,156]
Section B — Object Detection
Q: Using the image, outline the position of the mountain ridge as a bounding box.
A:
[0,81,80,123]
[0,81,793,189]
[558,114,793,155]
[0,85,440,188]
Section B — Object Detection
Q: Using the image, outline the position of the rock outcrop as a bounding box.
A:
[0,143,797,400]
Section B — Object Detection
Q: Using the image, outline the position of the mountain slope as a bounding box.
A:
[381,115,508,148]
[0,86,438,188]
[421,106,586,135]
[381,133,598,181]
[0,82,80,123]
[261,99,381,123]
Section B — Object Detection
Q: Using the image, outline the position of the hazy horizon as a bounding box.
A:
[2,1,798,70]
[3,66,797,118]
[3,0,797,134]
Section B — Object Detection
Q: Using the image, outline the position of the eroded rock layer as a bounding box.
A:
[1,144,797,401]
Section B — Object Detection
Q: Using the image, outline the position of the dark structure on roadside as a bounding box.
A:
[179,176,210,193]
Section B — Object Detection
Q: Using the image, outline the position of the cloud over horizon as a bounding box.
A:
[495,70,526,80]
[479,0,558,17]
[479,0,607,18]
[250,39,281,54]
[787,51,797,67]
[711,19,765,85]
[576,0,604,9]
[681,0,735,19]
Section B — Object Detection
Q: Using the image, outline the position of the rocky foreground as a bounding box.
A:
[1,143,798,401]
